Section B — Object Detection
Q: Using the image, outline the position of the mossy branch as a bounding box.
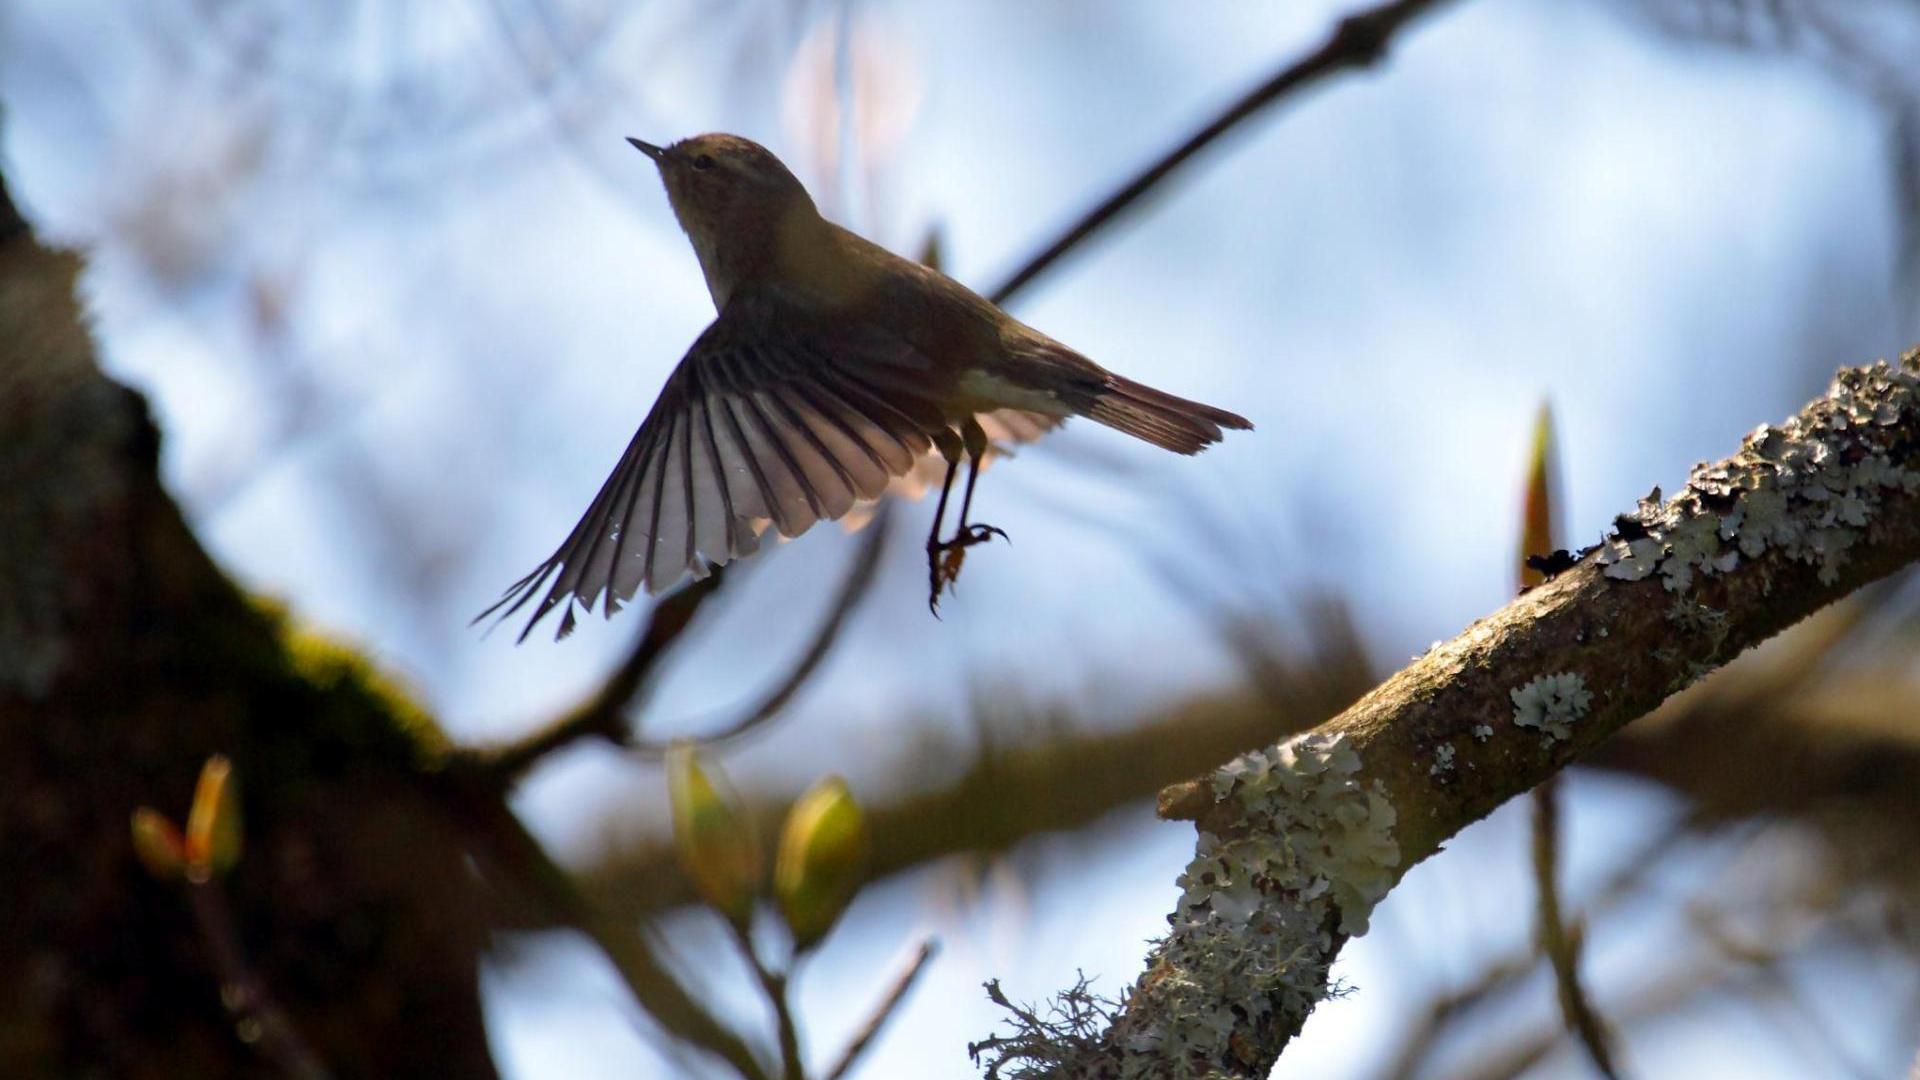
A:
[981,349,1920,1078]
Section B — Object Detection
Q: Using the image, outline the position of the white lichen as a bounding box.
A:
[1511,672,1593,742]
[1429,744,1456,776]
[1112,731,1398,1078]
[1595,361,1920,591]
[1472,724,1494,742]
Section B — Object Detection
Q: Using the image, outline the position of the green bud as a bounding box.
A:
[774,776,869,949]
[666,742,762,925]
[184,755,243,883]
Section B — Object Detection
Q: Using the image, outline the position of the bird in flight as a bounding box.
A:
[482,133,1250,640]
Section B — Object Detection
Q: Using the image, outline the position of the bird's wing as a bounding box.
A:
[479,298,949,641]
[836,408,1063,532]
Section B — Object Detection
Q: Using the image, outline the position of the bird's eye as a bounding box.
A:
[692,154,716,171]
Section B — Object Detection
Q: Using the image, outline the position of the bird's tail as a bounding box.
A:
[1085,373,1254,455]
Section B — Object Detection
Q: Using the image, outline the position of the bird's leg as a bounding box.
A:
[925,419,1014,614]
[926,428,965,614]
[953,416,1008,547]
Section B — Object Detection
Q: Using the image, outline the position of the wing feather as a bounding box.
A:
[480,295,990,641]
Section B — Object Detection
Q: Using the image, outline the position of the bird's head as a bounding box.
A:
[628,134,820,304]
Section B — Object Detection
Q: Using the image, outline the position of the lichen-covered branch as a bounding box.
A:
[980,349,1920,1078]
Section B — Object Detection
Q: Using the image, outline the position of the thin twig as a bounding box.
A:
[986,0,1456,307]
[823,939,940,1080]
[630,506,892,756]
[727,920,805,1080]
[186,883,332,1080]
[1374,820,1693,1080]
[1530,777,1622,1079]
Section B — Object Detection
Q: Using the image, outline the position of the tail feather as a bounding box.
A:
[1086,374,1253,455]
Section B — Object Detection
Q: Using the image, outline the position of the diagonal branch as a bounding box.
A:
[466,503,890,782]
[630,505,892,757]
[978,349,1920,1077]
[462,569,728,783]
[823,939,939,1080]
[987,0,1457,307]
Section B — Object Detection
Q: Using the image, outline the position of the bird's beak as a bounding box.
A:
[626,137,665,162]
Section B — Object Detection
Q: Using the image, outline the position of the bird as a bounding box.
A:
[481,133,1251,640]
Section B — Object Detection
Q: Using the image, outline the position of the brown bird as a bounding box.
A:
[482,133,1251,640]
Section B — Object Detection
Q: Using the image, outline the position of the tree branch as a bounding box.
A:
[629,506,892,757]
[982,349,1920,1077]
[464,570,727,783]
[823,939,939,1080]
[458,790,772,1080]
[986,0,1457,307]
[581,643,1372,921]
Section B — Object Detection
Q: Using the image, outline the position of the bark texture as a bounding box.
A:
[0,179,498,1079]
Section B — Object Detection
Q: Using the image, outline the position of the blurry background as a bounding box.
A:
[4,0,1920,1076]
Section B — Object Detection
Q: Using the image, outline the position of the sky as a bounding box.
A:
[3,0,1916,1076]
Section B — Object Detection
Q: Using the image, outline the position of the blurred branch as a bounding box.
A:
[987,0,1458,306]
[1529,778,1620,1079]
[460,791,772,1080]
[1376,821,1693,1080]
[465,501,889,784]
[1630,0,1920,286]
[461,570,728,783]
[996,351,1920,1077]
[186,882,332,1080]
[1433,961,1744,1080]
[725,922,802,1080]
[631,506,893,757]
[823,939,939,1080]
[582,640,1373,920]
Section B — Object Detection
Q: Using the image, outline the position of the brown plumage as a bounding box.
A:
[482,133,1251,639]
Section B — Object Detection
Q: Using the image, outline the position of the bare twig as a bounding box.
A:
[186,883,332,1080]
[1530,778,1621,1078]
[1433,961,1743,1080]
[823,939,939,1080]
[630,506,892,756]
[726,921,804,1080]
[1374,820,1693,1080]
[987,0,1456,307]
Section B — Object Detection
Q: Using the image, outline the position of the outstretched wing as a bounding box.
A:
[479,297,949,641]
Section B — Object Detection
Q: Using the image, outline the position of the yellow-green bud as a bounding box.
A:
[184,755,243,883]
[666,742,762,925]
[774,776,869,949]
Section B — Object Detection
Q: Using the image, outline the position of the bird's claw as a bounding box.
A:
[926,544,967,616]
[925,522,1007,615]
[961,522,1008,546]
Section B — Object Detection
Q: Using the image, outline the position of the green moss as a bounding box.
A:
[245,595,452,768]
